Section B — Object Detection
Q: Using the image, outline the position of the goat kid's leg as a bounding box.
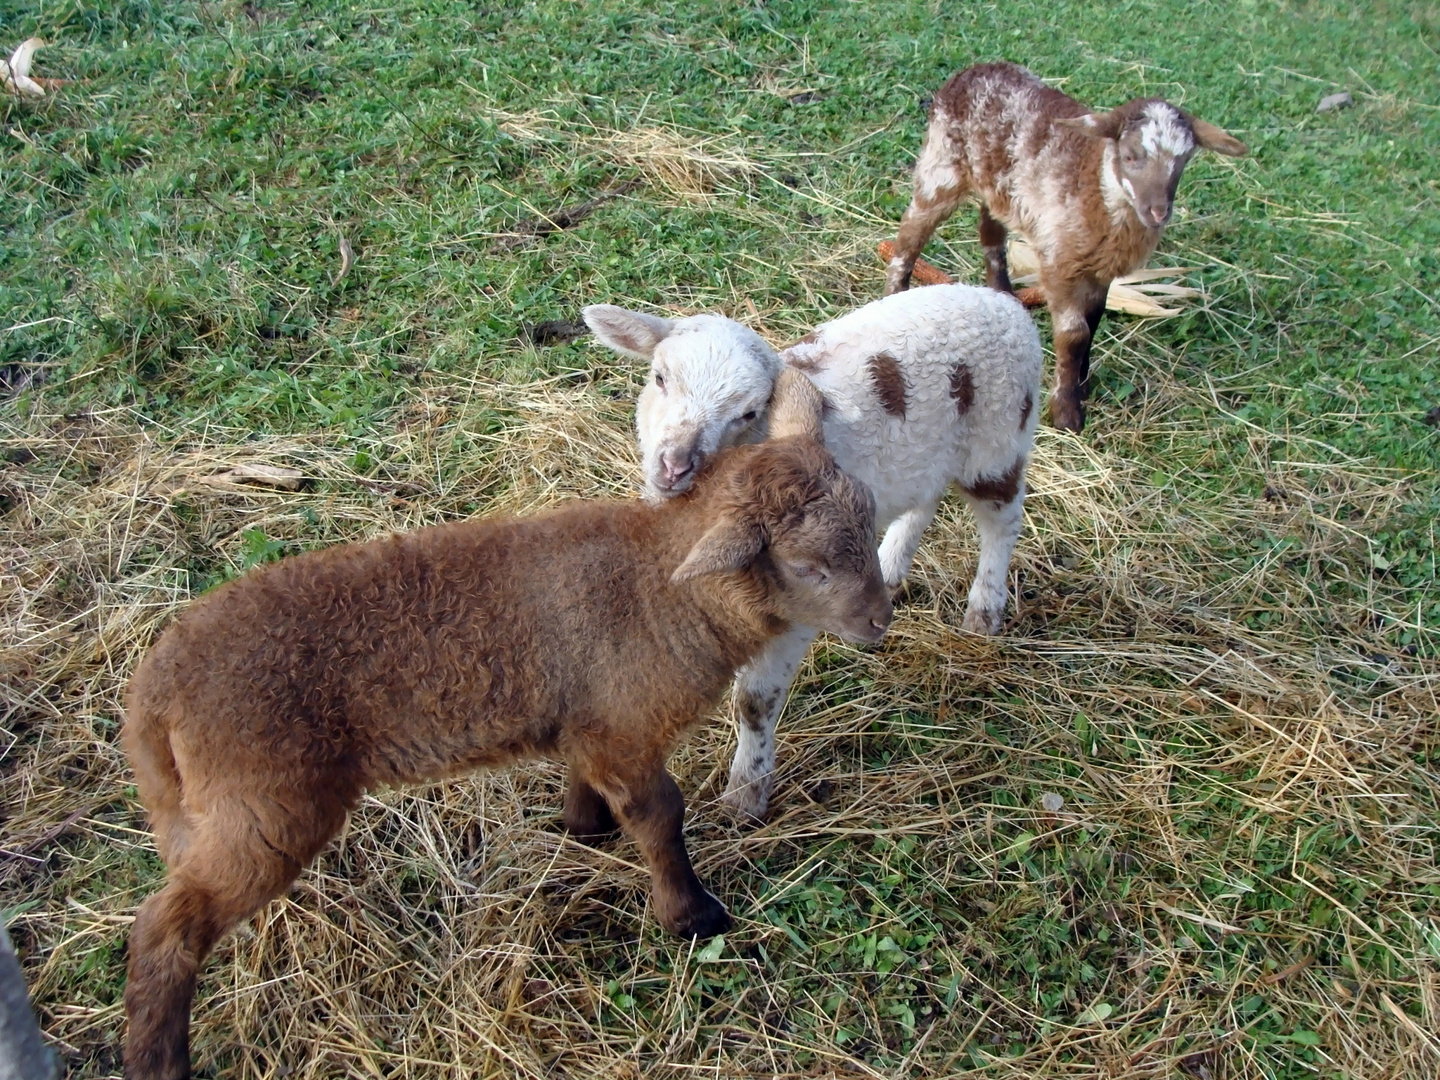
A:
[977,206,1013,294]
[722,625,818,822]
[958,479,1027,635]
[884,129,964,294]
[598,765,731,939]
[124,833,300,1080]
[563,772,618,840]
[1047,280,1108,432]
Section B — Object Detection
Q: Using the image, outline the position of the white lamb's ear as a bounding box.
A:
[672,518,763,583]
[582,304,676,361]
[1055,111,1123,140]
[768,366,825,444]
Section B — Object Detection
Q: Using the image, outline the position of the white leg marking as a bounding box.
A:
[877,501,943,590]
[959,485,1026,635]
[722,625,818,822]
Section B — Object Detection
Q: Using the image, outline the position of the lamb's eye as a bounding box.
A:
[791,563,828,583]
[654,373,666,389]
[741,410,757,422]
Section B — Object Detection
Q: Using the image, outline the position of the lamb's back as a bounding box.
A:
[131,501,684,784]
[783,285,1041,522]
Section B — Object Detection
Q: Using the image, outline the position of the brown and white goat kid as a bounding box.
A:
[120,384,889,1080]
[884,61,1247,431]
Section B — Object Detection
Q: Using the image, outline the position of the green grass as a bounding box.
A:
[2,1,1438,1078]
[4,0,1437,609]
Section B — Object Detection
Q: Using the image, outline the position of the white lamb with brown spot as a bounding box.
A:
[585,284,1042,820]
[884,61,1248,432]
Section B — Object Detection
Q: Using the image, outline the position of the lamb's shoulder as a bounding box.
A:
[781,287,1037,426]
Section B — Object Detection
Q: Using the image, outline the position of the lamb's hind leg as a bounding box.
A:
[124,815,305,1080]
[884,123,965,295]
[721,624,817,822]
[958,466,1028,635]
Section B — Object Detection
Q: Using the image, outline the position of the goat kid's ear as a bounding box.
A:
[582,304,676,361]
[672,518,764,583]
[768,366,826,444]
[1055,111,1124,140]
[1189,117,1249,157]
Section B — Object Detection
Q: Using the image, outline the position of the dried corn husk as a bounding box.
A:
[1007,238,1203,317]
[194,464,306,492]
[875,237,1205,317]
[2,38,46,97]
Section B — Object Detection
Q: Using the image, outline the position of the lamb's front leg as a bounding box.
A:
[957,476,1027,634]
[722,625,817,822]
[877,500,943,591]
[594,762,731,939]
[562,773,618,839]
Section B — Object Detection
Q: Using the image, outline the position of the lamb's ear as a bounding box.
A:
[582,304,676,361]
[1190,117,1248,157]
[768,366,825,444]
[672,518,764,583]
[1054,111,1124,140]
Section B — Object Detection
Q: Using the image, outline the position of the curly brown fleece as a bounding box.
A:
[120,428,890,1080]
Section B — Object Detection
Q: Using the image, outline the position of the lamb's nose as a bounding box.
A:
[661,448,696,484]
[1150,206,1169,225]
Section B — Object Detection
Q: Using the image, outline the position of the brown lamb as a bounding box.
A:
[884,61,1247,431]
[120,373,890,1080]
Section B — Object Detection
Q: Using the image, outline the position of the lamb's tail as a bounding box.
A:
[121,684,190,868]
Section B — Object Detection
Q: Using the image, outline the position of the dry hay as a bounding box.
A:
[495,107,765,201]
[2,335,1437,1080]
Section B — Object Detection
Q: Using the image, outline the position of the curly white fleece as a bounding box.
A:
[585,283,1042,819]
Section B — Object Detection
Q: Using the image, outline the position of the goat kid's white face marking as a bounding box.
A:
[634,315,777,502]
[1114,103,1196,229]
[1139,102,1195,157]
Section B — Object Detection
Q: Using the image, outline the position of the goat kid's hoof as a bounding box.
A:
[1049,396,1085,433]
[663,891,733,940]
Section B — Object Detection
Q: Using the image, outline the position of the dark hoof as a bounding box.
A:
[1049,396,1085,432]
[665,891,732,940]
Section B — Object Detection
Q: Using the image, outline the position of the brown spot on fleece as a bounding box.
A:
[963,457,1025,508]
[950,363,975,416]
[869,352,908,418]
